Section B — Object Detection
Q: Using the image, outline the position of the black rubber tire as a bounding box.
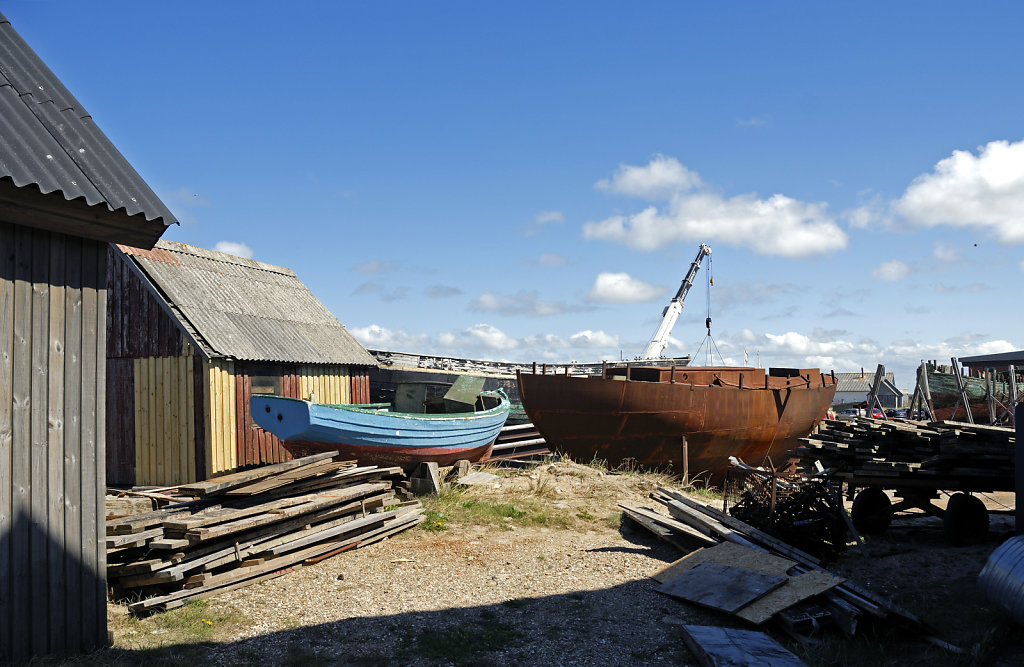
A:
[851,487,892,535]
[944,493,988,546]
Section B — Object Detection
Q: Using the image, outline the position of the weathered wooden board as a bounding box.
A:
[654,541,795,583]
[680,625,808,667]
[176,451,338,496]
[736,570,845,625]
[656,563,787,614]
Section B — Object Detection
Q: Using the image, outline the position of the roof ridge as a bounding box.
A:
[154,240,296,276]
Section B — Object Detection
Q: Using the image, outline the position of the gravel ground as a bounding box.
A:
[195,523,710,665]
[99,465,1024,666]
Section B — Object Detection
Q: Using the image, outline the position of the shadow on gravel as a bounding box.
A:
[34,518,1024,667]
[67,581,706,666]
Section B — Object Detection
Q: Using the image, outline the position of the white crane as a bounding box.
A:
[640,243,711,360]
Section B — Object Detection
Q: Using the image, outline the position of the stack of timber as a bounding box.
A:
[622,488,953,648]
[487,422,550,464]
[795,418,1015,489]
[106,452,423,614]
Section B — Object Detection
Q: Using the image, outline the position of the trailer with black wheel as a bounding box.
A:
[845,472,1010,546]
[797,417,1014,547]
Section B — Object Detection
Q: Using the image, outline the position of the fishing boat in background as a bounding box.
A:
[924,362,1015,423]
[517,364,837,486]
[250,376,511,469]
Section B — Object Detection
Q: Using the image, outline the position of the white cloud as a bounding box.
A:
[523,333,569,349]
[934,243,960,261]
[463,324,519,351]
[349,325,430,351]
[585,156,848,258]
[469,290,579,316]
[569,330,619,348]
[213,241,253,259]
[596,155,702,200]
[588,272,664,303]
[841,193,888,229]
[535,210,565,224]
[895,139,1024,243]
[871,260,910,281]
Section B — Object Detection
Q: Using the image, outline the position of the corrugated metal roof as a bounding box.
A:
[121,241,376,366]
[0,12,176,225]
[834,371,898,394]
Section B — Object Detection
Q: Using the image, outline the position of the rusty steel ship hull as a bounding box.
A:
[517,366,837,486]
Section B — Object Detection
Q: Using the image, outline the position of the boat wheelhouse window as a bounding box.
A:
[252,375,280,395]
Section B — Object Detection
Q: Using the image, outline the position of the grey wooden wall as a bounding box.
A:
[0,220,108,662]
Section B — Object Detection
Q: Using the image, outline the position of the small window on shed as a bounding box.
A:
[251,375,280,395]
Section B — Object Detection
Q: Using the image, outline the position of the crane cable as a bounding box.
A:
[692,253,723,365]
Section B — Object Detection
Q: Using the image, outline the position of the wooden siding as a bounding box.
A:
[106,245,185,358]
[299,364,351,404]
[350,368,371,403]
[132,355,197,485]
[105,357,135,485]
[204,358,237,476]
[0,222,108,661]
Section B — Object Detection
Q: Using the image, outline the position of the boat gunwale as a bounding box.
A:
[252,389,511,422]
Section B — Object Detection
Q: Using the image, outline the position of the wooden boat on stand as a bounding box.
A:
[517,364,837,487]
[251,376,511,470]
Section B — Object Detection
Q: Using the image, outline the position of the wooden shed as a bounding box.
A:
[0,12,174,661]
[106,240,378,486]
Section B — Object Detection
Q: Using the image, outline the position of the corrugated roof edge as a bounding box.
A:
[0,13,179,227]
[154,239,297,277]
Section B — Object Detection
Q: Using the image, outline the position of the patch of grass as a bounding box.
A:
[150,599,235,642]
[605,511,624,529]
[576,509,596,521]
[685,482,722,501]
[523,507,574,529]
[421,509,449,531]
[461,498,527,521]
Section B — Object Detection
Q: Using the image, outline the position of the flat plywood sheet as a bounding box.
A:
[654,540,795,583]
[736,570,845,625]
[681,625,808,667]
[656,562,787,614]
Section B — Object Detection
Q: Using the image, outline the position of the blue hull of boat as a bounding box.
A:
[250,392,510,467]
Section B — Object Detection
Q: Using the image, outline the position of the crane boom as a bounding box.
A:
[640,243,711,359]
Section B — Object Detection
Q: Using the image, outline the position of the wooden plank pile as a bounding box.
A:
[796,418,1014,486]
[488,422,550,464]
[622,488,957,650]
[106,452,423,614]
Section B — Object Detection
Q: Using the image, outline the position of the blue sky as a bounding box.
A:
[7,2,1023,389]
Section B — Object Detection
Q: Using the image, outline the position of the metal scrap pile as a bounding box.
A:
[724,460,848,561]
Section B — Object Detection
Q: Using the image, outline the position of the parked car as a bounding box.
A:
[870,408,884,419]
